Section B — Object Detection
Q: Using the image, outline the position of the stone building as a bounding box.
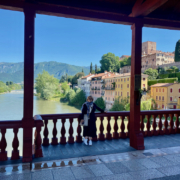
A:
[120,41,174,73]
[142,41,156,55]
[141,51,174,72]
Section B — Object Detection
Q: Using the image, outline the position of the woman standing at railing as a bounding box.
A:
[81,96,105,146]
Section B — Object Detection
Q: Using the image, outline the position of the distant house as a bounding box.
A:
[151,83,180,109]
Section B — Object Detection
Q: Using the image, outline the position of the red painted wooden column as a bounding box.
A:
[22,7,36,162]
[130,22,145,150]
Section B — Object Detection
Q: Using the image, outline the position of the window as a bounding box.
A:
[179,89,180,93]
[170,97,172,101]
[106,97,107,100]
[162,105,164,109]
[127,92,129,97]
[156,88,158,92]
[156,96,158,100]
[162,96,164,101]
[113,98,114,101]
[143,78,145,81]
[162,88,164,92]
[121,84,123,89]
[116,85,117,88]
[124,78,126,82]
[121,79,123,82]
[115,92,117,95]
[118,79,120,82]
[170,88,173,93]
[143,84,145,88]
[127,78,129,81]
[118,92,119,96]
[159,88,161,92]
[159,96,161,101]
[118,85,120,88]
[121,92,122,96]
[127,84,129,88]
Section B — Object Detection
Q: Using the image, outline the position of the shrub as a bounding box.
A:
[148,78,178,86]
[94,97,106,111]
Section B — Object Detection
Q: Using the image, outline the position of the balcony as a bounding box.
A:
[1,109,180,164]
[105,87,115,90]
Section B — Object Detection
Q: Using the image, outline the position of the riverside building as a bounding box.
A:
[151,83,180,109]
[77,74,95,97]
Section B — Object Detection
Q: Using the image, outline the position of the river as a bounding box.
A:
[0,90,126,157]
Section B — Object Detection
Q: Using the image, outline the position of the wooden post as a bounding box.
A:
[130,22,145,150]
[22,7,36,162]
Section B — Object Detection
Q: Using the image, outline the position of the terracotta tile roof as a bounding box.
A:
[151,83,174,87]
[92,72,114,78]
[81,74,95,79]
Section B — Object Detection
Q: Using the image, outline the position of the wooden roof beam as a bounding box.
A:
[0,0,180,30]
[129,0,169,17]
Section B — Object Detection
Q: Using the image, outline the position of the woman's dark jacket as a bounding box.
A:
[80,103,104,137]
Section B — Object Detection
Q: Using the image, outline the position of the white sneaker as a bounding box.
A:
[89,140,92,146]
[84,138,88,145]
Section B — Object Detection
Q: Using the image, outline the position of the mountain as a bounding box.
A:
[0,61,90,83]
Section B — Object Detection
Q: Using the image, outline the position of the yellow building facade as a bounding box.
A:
[114,73,148,100]
[151,83,180,109]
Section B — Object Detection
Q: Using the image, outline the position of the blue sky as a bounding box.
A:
[0,9,180,66]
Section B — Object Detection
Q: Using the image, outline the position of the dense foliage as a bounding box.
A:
[0,81,21,93]
[109,97,129,111]
[61,88,86,107]
[94,97,106,111]
[148,78,178,86]
[100,53,120,72]
[144,68,158,80]
[71,72,85,85]
[175,40,180,62]
[124,99,152,111]
[35,71,59,100]
[119,57,131,68]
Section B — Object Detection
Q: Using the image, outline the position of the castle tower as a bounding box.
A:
[142,41,156,55]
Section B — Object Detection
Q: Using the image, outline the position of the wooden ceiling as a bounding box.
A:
[0,0,180,29]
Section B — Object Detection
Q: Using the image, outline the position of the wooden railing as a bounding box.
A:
[0,119,43,161]
[40,109,180,146]
[0,109,180,162]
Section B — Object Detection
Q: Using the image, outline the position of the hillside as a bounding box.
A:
[0,61,89,83]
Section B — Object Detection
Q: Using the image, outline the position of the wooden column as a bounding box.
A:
[22,7,36,162]
[130,22,145,150]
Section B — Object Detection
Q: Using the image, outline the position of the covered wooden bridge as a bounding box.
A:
[0,0,180,163]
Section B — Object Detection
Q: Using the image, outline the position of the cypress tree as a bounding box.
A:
[175,40,180,62]
[82,69,84,73]
[95,64,97,73]
[90,62,93,73]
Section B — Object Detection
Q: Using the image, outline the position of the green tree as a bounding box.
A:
[95,64,98,73]
[170,66,179,73]
[35,70,59,99]
[100,53,120,72]
[94,97,106,110]
[61,81,70,94]
[82,69,84,73]
[144,68,158,80]
[120,57,131,68]
[70,88,86,106]
[59,75,66,83]
[110,97,129,111]
[41,83,57,100]
[175,40,180,62]
[72,72,84,85]
[90,62,93,74]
